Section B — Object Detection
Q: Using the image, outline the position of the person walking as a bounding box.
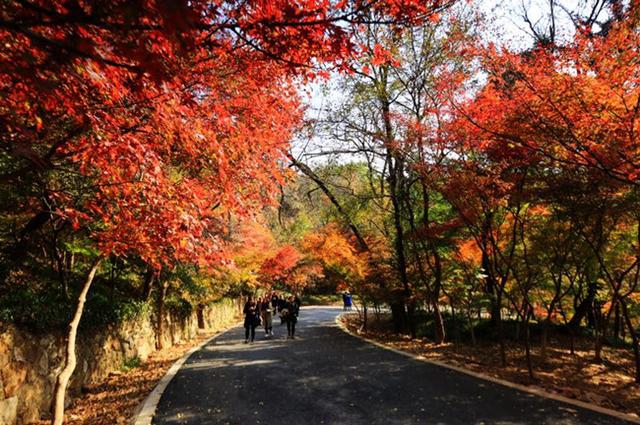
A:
[260,297,273,337]
[283,295,300,339]
[270,292,279,316]
[278,295,287,325]
[243,296,260,343]
[342,292,352,311]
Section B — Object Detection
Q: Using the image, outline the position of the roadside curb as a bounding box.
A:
[335,314,640,425]
[131,320,242,425]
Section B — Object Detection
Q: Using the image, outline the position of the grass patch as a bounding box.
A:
[121,356,141,373]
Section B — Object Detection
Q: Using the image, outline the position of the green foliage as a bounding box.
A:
[63,239,99,257]
[0,276,150,332]
[165,295,193,319]
[0,283,71,332]
[302,294,343,305]
[121,356,141,372]
[81,293,149,331]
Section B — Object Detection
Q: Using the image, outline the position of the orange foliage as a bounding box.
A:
[455,239,482,264]
[302,224,369,280]
[456,7,640,184]
[0,0,453,271]
[259,245,302,284]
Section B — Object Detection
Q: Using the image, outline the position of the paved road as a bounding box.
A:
[152,307,632,425]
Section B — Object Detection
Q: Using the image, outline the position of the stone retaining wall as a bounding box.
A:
[0,298,242,424]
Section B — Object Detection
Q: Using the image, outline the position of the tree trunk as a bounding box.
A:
[390,299,406,333]
[53,244,67,299]
[620,300,640,383]
[287,154,369,252]
[156,279,169,350]
[363,305,368,331]
[51,259,101,425]
[497,297,507,367]
[524,310,535,381]
[197,304,205,329]
[613,303,621,340]
[450,303,460,344]
[431,250,446,344]
[594,329,603,362]
[593,303,604,362]
[388,155,412,336]
[480,217,501,328]
[568,326,575,355]
[568,281,596,329]
[468,310,476,346]
[378,76,413,337]
[433,302,446,345]
[142,266,155,301]
[540,320,549,364]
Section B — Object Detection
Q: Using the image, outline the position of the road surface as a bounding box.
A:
[152,306,632,425]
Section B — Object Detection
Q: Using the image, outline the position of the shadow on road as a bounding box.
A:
[152,307,631,425]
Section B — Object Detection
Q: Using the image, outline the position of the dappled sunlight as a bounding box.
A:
[181,358,279,371]
[4,1,640,424]
[153,308,629,425]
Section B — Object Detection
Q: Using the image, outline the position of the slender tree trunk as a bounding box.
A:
[568,326,575,355]
[620,300,640,383]
[390,300,406,333]
[52,259,101,425]
[468,309,476,346]
[197,304,205,329]
[569,280,597,329]
[156,279,169,350]
[613,303,621,340]
[287,154,369,252]
[540,318,550,364]
[377,72,413,337]
[54,245,68,299]
[431,250,446,344]
[524,309,535,381]
[593,303,605,362]
[388,155,412,336]
[142,266,155,301]
[363,305,368,331]
[432,303,445,344]
[480,217,501,328]
[450,303,460,344]
[594,329,603,362]
[497,294,507,367]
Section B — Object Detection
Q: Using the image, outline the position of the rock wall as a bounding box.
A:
[0,298,242,425]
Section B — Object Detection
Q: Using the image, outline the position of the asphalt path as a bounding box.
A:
[152,306,633,425]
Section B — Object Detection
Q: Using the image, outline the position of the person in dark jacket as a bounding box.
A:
[283,295,300,339]
[278,295,287,325]
[270,292,279,316]
[243,296,260,343]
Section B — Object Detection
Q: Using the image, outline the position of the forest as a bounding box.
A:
[1,0,639,423]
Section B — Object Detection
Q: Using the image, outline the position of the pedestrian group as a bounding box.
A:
[243,292,301,343]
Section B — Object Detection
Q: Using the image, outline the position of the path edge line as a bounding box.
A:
[131,320,241,425]
[335,314,640,424]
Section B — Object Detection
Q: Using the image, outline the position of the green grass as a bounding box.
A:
[302,294,342,305]
[121,356,141,372]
